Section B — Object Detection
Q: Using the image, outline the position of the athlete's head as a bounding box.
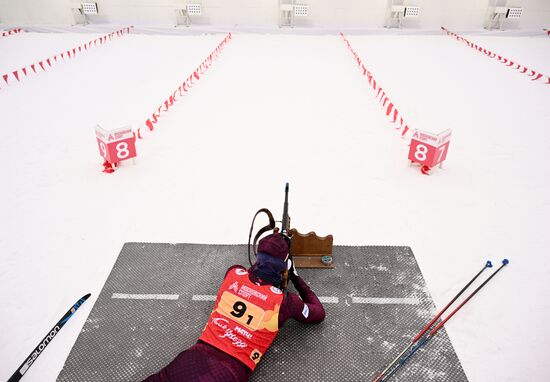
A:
[258,233,290,261]
[252,233,290,287]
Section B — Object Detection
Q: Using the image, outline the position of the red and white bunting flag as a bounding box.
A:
[145,119,154,132]
[1,26,133,92]
[391,108,399,124]
[386,102,394,117]
[138,32,231,140]
[442,26,550,85]
[0,27,24,38]
[340,32,411,138]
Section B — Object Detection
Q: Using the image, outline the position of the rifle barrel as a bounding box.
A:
[282,183,289,233]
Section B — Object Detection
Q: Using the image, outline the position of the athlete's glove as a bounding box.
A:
[287,256,299,281]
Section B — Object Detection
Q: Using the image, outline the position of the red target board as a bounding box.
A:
[95,125,137,164]
[408,129,452,169]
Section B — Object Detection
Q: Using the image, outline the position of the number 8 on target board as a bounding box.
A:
[408,129,452,174]
[95,125,137,173]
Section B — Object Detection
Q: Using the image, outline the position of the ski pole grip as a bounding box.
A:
[502,259,509,265]
[486,260,493,268]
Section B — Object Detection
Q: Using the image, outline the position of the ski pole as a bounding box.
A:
[373,260,493,382]
[429,259,509,337]
[380,259,509,382]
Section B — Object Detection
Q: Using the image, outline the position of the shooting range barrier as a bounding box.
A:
[0,26,133,90]
[57,243,468,382]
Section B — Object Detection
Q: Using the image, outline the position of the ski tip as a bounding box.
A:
[486,260,493,268]
[502,259,509,265]
[83,293,92,300]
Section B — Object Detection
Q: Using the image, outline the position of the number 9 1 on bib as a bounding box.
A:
[95,125,137,164]
[408,129,452,168]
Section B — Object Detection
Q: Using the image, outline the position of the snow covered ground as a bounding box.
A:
[1,29,549,382]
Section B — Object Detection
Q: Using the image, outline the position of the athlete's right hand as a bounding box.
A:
[287,257,299,281]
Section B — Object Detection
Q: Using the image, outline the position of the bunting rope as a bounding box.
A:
[441,26,550,85]
[1,27,24,38]
[136,32,232,139]
[340,32,410,138]
[0,26,133,90]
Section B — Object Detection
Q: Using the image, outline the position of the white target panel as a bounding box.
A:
[81,2,98,15]
[404,6,420,18]
[506,7,523,19]
[294,5,308,17]
[186,4,202,16]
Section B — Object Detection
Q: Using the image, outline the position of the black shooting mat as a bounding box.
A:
[57,243,468,382]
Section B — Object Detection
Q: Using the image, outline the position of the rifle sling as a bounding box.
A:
[248,208,276,266]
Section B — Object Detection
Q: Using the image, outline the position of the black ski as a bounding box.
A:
[7,293,91,382]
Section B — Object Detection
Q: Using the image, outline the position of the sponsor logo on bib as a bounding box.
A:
[270,286,282,295]
[302,304,310,318]
[229,281,239,293]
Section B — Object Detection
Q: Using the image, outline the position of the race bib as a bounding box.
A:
[218,291,266,331]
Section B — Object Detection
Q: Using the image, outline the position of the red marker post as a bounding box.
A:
[95,125,137,173]
[408,129,452,174]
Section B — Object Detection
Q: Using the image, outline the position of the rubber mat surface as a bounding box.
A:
[57,243,468,382]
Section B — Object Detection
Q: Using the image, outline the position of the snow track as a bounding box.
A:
[1,31,549,382]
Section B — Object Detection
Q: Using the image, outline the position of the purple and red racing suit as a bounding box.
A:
[142,265,325,382]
